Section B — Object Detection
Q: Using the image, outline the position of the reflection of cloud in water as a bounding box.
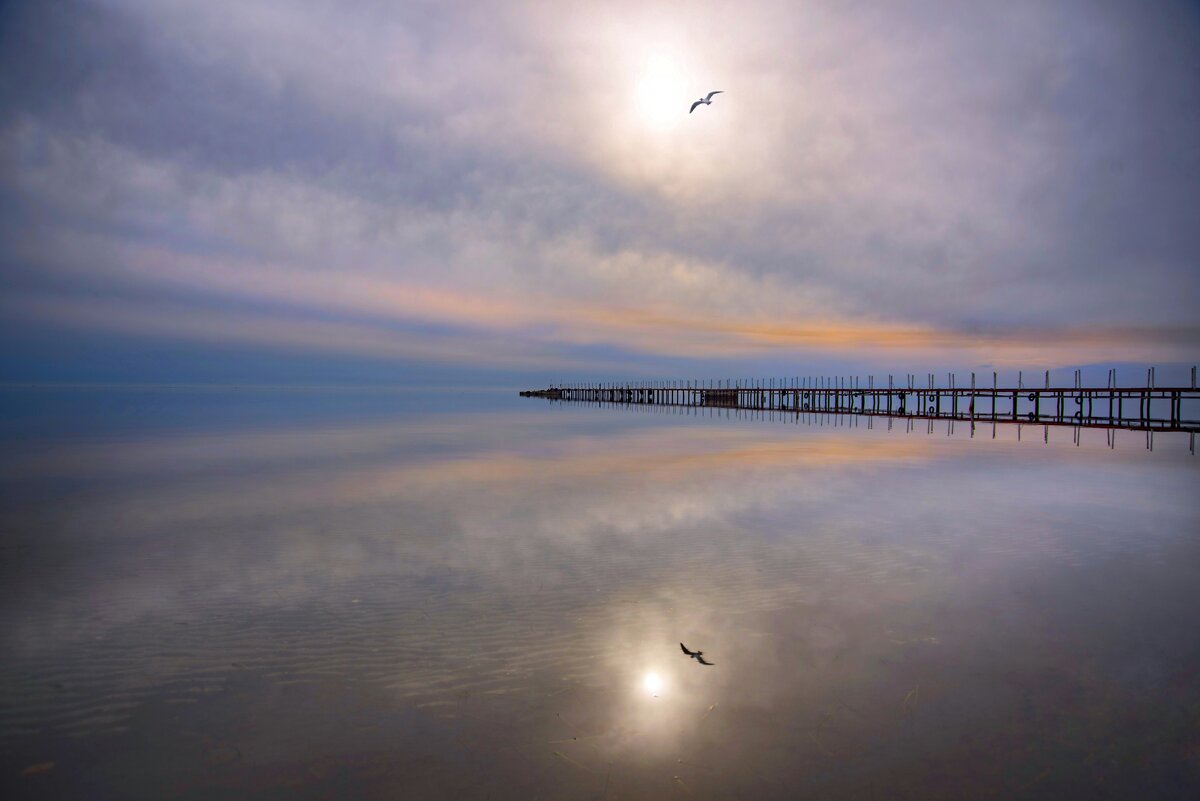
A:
[3,420,935,637]
[1,408,1198,799]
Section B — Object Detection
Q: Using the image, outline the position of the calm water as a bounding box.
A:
[2,387,1198,800]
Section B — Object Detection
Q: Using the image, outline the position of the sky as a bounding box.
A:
[0,0,1197,386]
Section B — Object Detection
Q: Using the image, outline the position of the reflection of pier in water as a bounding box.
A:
[522,369,1200,453]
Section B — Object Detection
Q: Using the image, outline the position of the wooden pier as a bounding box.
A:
[521,368,1200,437]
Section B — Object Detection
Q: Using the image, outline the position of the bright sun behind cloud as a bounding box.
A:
[634,53,689,131]
[559,13,737,192]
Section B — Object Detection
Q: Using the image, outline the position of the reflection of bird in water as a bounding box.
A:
[689,90,723,113]
[681,642,715,665]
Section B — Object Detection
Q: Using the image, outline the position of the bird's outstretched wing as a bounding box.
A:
[697,656,715,666]
[705,91,723,101]
[680,642,697,656]
[689,100,703,114]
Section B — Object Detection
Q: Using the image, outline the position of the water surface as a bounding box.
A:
[2,388,1198,799]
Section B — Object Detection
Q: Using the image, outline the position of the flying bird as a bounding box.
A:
[689,91,723,114]
[680,642,715,665]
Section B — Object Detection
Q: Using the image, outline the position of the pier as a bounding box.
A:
[522,368,1200,441]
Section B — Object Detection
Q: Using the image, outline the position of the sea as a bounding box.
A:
[1,385,1198,799]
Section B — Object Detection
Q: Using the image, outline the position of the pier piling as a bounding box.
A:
[521,369,1200,439]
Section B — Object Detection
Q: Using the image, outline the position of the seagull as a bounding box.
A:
[689,91,723,114]
[680,642,715,665]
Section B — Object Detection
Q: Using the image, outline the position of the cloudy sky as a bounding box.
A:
[1,0,1197,385]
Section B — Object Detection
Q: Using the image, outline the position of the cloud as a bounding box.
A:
[1,0,1197,378]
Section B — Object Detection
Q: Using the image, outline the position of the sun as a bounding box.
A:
[634,54,688,131]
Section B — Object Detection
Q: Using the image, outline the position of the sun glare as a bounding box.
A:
[642,670,665,697]
[634,54,688,131]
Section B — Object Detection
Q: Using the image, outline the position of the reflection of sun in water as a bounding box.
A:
[642,670,665,697]
[634,54,688,131]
